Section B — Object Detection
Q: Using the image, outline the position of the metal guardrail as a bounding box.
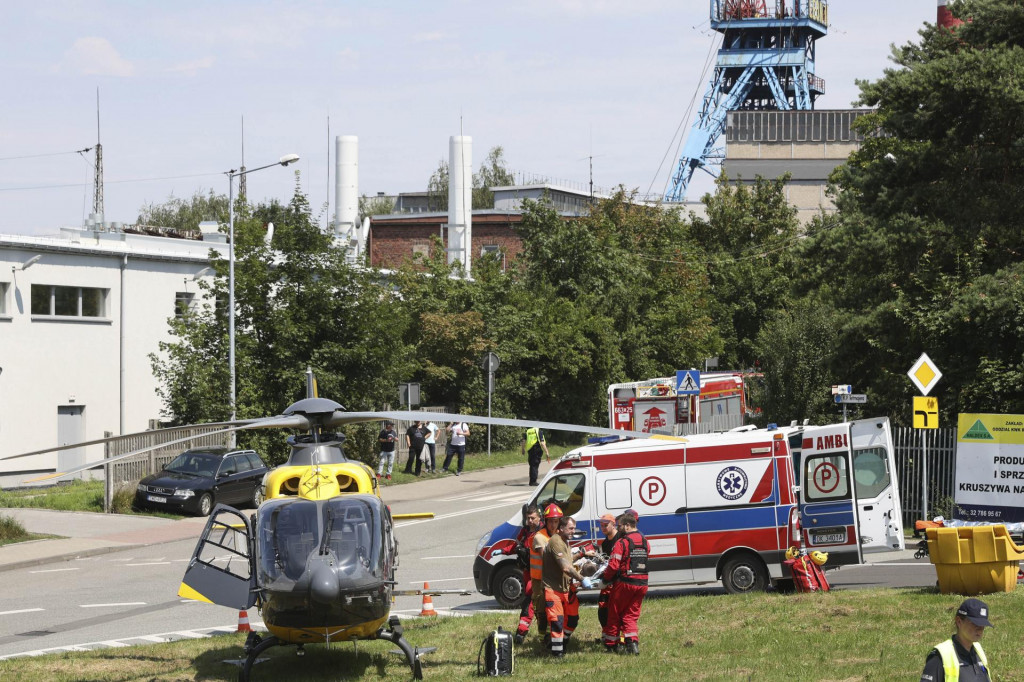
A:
[102,426,230,512]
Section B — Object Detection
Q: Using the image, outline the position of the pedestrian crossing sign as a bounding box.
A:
[676,370,700,395]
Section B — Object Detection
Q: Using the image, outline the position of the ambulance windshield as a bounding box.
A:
[534,473,586,517]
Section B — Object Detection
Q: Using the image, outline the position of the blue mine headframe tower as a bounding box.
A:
[665,0,828,201]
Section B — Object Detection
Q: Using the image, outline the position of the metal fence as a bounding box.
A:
[101,426,230,511]
[893,426,957,528]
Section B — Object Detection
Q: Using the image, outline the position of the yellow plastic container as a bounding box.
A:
[926,525,1024,595]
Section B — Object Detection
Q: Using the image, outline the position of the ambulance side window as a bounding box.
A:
[534,473,586,517]
[852,447,890,498]
[603,478,632,510]
[803,455,850,502]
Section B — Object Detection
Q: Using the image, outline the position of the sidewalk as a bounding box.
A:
[0,460,543,574]
[0,508,210,573]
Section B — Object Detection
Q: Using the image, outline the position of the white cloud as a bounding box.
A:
[60,37,135,77]
[165,56,215,76]
[413,31,444,43]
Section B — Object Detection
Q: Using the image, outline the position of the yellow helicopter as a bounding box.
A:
[3,378,648,680]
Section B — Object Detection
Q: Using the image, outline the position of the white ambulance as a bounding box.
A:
[473,418,904,607]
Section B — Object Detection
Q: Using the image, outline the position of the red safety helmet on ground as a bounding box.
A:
[543,503,563,519]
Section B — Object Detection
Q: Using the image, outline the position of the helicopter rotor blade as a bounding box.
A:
[0,418,265,462]
[18,414,310,484]
[325,410,657,441]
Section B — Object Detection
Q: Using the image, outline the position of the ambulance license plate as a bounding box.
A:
[810,528,846,544]
[147,495,167,504]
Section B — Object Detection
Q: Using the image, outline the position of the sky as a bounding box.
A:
[0,1,938,236]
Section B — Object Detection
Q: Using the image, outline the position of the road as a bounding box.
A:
[0,465,938,659]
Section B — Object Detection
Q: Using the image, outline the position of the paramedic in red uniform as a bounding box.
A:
[542,514,587,657]
[529,503,561,640]
[513,504,541,645]
[596,513,618,630]
[598,512,648,655]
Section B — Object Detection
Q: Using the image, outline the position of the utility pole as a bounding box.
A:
[93,88,104,221]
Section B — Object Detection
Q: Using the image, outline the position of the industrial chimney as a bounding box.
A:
[447,135,473,276]
[334,135,360,259]
[937,0,963,30]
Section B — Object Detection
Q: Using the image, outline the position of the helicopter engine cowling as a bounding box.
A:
[309,557,342,604]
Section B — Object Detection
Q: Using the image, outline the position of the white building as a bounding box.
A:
[0,226,225,486]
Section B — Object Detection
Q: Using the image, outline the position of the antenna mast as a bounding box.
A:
[93,88,104,222]
[238,116,247,202]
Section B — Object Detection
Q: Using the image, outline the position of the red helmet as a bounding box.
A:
[543,503,563,519]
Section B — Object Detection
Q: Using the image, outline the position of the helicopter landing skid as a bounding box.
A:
[238,633,282,682]
[378,615,426,680]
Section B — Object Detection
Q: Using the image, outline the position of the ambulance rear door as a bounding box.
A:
[798,424,862,567]
[849,418,905,552]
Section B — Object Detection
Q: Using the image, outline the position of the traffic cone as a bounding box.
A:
[419,582,438,617]
[237,610,253,633]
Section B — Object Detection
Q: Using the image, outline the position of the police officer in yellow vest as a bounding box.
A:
[920,598,993,682]
[521,426,550,487]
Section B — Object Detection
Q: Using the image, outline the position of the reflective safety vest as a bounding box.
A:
[525,428,542,452]
[530,527,551,580]
[934,639,989,681]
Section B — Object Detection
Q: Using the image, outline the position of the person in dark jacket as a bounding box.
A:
[598,512,648,655]
[920,598,994,681]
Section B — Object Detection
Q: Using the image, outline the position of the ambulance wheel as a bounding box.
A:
[721,554,769,594]
[492,563,526,609]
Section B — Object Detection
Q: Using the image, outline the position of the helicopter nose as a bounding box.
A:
[309,559,341,604]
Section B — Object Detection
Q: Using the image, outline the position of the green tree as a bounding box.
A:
[358,193,394,224]
[152,174,411,463]
[801,0,1024,422]
[690,174,801,370]
[136,190,228,233]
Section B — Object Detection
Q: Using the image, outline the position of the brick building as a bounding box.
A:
[368,210,525,271]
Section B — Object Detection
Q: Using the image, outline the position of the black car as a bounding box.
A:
[134,447,268,516]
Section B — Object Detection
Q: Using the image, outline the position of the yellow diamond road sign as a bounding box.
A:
[908,353,942,396]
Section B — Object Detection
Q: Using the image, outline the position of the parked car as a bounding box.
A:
[134,447,268,516]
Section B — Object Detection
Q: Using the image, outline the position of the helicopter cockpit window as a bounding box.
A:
[322,497,382,577]
[259,500,320,582]
[533,472,586,517]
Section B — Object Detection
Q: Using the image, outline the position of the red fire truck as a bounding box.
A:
[608,372,757,436]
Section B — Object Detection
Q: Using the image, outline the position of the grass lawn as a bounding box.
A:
[1,587,1021,680]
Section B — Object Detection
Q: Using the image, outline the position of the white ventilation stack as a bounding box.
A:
[335,135,360,260]
[447,135,473,276]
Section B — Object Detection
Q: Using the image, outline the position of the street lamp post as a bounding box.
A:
[227,154,299,425]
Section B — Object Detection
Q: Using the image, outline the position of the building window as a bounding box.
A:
[480,245,506,270]
[31,285,108,318]
[0,281,8,315]
[411,242,430,259]
[175,292,196,320]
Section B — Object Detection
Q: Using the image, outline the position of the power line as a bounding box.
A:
[0,171,222,193]
[0,148,92,162]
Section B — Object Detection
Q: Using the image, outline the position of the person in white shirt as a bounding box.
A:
[442,421,469,476]
[423,421,439,474]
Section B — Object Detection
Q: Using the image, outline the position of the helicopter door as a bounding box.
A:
[178,505,257,609]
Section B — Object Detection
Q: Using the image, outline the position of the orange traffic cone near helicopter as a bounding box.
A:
[419,582,438,617]
[237,610,253,633]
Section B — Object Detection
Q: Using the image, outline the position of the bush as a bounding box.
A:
[0,514,27,543]
[110,485,137,514]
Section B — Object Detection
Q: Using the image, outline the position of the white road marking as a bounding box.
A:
[398,501,522,527]
[126,562,171,566]
[406,577,473,584]
[29,567,79,574]
[0,608,44,616]
[80,602,147,608]
[422,554,474,560]
[437,490,530,503]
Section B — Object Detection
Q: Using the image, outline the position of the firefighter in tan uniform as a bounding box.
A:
[541,511,587,657]
[529,502,561,640]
